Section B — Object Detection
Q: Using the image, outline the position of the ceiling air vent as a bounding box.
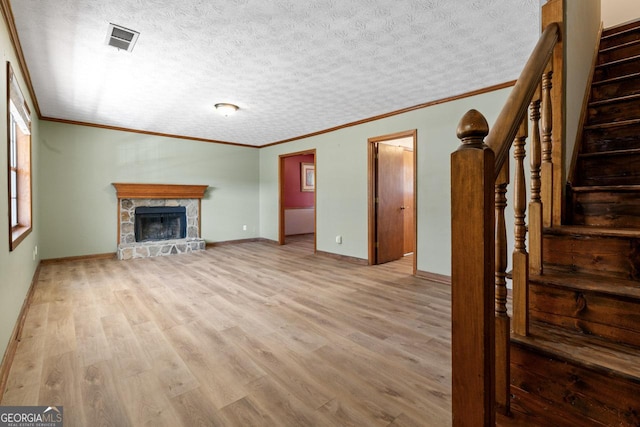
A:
[105,23,139,52]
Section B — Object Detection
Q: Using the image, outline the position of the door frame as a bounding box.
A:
[278,149,317,252]
[368,130,417,273]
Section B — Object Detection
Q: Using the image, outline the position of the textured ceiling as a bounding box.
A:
[9,0,540,147]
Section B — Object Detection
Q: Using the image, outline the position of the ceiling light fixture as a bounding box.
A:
[214,103,239,116]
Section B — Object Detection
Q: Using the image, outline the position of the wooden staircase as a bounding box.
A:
[501,21,640,427]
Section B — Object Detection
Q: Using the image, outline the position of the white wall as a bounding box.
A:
[564,0,601,181]
[260,88,511,276]
[0,23,40,361]
[38,121,260,259]
[284,208,314,235]
[602,0,640,27]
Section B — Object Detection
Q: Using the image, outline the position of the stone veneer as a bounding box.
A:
[117,198,205,260]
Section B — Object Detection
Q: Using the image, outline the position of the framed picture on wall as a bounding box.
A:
[301,163,315,192]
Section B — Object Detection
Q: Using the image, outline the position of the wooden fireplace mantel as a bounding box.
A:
[112,183,208,199]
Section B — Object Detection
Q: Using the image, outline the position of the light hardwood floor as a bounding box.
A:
[1,235,452,426]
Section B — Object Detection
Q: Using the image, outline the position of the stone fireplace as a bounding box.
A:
[113,183,208,260]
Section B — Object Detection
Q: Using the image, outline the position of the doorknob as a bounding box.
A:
[400,206,406,210]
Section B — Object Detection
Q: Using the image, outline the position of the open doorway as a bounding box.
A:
[368,130,416,273]
[279,150,316,251]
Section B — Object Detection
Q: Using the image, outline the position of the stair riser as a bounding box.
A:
[542,234,640,280]
[588,97,640,125]
[505,387,604,427]
[511,343,640,426]
[601,27,640,50]
[599,42,640,64]
[576,154,640,186]
[529,283,640,347]
[572,191,640,228]
[591,76,640,101]
[594,57,640,81]
[583,124,640,153]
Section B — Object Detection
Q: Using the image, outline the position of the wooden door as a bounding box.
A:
[403,149,415,255]
[376,143,405,264]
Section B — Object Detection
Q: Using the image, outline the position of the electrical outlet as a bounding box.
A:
[242,225,247,231]
[336,235,342,244]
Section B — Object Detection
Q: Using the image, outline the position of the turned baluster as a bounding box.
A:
[529,89,543,274]
[512,117,529,336]
[541,63,554,228]
[495,161,510,414]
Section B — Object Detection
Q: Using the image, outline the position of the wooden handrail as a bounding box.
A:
[451,15,562,425]
[487,23,560,177]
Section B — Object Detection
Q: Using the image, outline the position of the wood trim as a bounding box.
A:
[367,129,417,274]
[567,22,603,187]
[262,81,516,148]
[0,262,40,402]
[44,80,514,150]
[315,250,369,265]
[9,225,31,250]
[278,156,285,245]
[415,270,451,285]
[42,81,515,150]
[367,140,376,265]
[368,130,418,144]
[278,150,316,250]
[0,0,41,118]
[112,183,208,199]
[7,62,33,252]
[43,116,257,149]
[41,252,116,264]
[411,131,418,276]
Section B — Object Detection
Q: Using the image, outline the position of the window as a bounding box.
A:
[7,62,32,251]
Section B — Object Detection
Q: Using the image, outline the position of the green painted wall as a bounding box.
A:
[38,122,260,259]
[260,87,512,276]
[0,28,41,361]
[565,0,601,181]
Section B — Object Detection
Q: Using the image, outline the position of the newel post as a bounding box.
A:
[451,110,496,426]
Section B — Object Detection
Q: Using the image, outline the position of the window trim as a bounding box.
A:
[7,62,32,251]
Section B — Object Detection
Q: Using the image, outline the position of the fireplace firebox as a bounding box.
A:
[135,206,187,242]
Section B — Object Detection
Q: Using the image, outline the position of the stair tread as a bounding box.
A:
[530,269,640,299]
[511,321,640,383]
[571,184,640,192]
[595,53,640,70]
[600,38,640,54]
[592,71,640,86]
[602,20,640,38]
[589,92,640,107]
[544,224,640,238]
[584,117,640,130]
[579,147,640,158]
